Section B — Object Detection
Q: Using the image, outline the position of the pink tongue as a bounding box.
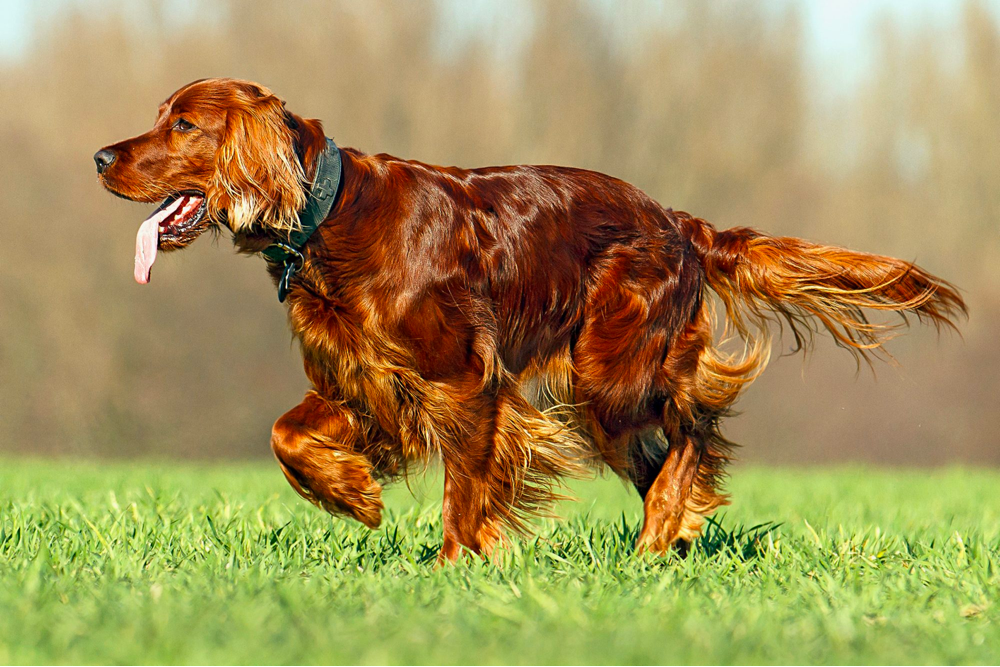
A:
[134,196,185,284]
[134,216,159,284]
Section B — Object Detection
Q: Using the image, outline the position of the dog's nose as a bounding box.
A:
[93,149,117,174]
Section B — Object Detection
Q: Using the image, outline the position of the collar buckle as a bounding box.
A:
[273,243,305,303]
[277,254,303,303]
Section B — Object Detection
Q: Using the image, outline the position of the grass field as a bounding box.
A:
[0,459,997,665]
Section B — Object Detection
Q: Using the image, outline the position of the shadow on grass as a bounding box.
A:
[695,515,782,560]
[597,512,782,563]
[344,510,781,569]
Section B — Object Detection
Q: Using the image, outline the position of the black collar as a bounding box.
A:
[261,137,343,302]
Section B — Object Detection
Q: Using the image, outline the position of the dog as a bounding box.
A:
[95,78,965,560]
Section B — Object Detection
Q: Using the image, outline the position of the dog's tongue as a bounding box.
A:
[134,215,159,284]
[134,196,184,284]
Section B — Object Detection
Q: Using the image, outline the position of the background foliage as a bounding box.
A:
[1,0,998,462]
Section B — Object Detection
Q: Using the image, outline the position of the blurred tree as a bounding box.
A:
[0,0,995,463]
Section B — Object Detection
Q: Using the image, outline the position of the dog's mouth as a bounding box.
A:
[134,192,209,284]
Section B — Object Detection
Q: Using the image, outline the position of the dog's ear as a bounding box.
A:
[284,110,327,181]
[209,87,306,235]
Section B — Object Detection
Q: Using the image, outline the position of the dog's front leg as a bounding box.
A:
[436,387,584,563]
[270,390,383,528]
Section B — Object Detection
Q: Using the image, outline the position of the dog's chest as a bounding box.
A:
[288,294,464,458]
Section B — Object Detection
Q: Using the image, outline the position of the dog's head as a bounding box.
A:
[95,78,326,280]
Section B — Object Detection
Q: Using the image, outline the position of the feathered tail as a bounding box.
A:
[681,216,966,373]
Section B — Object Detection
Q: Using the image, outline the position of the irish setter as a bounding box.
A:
[95,78,965,560]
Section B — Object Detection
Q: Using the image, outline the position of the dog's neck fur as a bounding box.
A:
[229,113,333,256]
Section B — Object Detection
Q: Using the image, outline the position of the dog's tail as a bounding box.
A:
[679,213,966,381]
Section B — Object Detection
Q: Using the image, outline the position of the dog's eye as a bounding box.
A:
[172,118,196,132]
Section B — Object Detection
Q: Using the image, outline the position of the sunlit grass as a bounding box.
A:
[0,459,997,664]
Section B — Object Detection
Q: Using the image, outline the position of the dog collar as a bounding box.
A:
[261,137,343,302]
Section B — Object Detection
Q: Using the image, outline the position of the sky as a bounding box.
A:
[0,0,996,91]
[803,0,980,91]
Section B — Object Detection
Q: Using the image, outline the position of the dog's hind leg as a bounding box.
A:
[633,428,700,554]
[270,391,384,528]
[631,310,749,554]
[633,423,732,555]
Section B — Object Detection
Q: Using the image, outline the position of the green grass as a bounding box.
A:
[0,459,997,665]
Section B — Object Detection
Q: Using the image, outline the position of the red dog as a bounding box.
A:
[96,78,964,560]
